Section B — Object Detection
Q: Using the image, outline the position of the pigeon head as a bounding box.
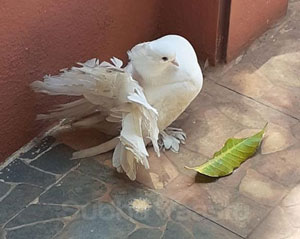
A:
[146,42,179,67]
[127,35,201,85]
[127,38,180,80]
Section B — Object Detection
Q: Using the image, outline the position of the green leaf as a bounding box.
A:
[186,124,267,177]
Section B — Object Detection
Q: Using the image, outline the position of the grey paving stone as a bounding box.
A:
[170,203,205,228]
[170,202,242,239]
[20,136,56,159]
[77,159,122,184]
[162,221,193,239]
[0,181,11,198]
[0,184,43,224]
[6,204,77,229]
[0,228,5,239]
[193,219,242,239]
[39,171,106,205]
[128,228,162,239]
[110,184,169,227]
[0,159,56,188]
[58,202,135,239]
[30,144,78,174]
[6,221,63,239]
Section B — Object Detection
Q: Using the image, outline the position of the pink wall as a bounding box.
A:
[159,0,223,64]
[0,0,161,161]
[227,0,288,61]
[1,0,226,162]
[0,0,287,161]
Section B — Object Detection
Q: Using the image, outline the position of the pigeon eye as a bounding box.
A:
[162,57,168,61]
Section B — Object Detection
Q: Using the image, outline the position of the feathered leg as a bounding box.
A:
[159,127,186,153]
[71,137,119,159]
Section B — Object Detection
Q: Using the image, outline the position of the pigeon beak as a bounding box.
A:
[171,59,179,67]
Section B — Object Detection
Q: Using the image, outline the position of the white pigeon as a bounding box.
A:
[31,35,203,180]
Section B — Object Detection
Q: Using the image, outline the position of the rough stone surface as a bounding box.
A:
[6,221,64,239]
[249,206,299,239]
[170,203,205,229]
[0,228,5,239]
[250,184,300,239]
[0,159,56,187]
[58,202,135,239]
[6,204,77,228]
[163,146,207,177]
[136,151,179,190]
[193,219,242,239]
[292,123,300,140]
[282,184,300,207]
[128,228,162,239]
[254,147,300,187]
[0,184,43,224]
[214,2,300,119]
[0,181,11,198]
[261,123,297,154]
[162,221,192,239]
[39,171,106,205]
[77,158,121,184]
[218,62,274,99]
[110,184,169,227]
[170,202,243,239]
[216,195,270,237]
[30,144,78,174]
[239,169,287,206]
[0,141,243,239]
[20,136,56,159]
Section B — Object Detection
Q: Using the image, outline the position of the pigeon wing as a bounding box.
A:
[31,58,160,180]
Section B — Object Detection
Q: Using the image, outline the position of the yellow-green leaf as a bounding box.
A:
[186,124,267,177]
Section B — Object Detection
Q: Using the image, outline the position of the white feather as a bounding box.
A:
[31,34,203,180]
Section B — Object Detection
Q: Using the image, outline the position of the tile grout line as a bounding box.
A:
[245,181,299,239]
[207,79,300,122]
[20,142,59,163]
[21,161,60,178]
[154,149,288,238]
[51,205,84,239]
[0,139,37,171]
[5,218,64,231]
[147,147,244,237]
[2,163,81,230]
[157,194,245,238]
[0,184,16,203]
[0,120,61,171]
[164,148,295,239]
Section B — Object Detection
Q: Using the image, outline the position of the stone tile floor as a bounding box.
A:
[0,137,241,239]
[1,1,300,238]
